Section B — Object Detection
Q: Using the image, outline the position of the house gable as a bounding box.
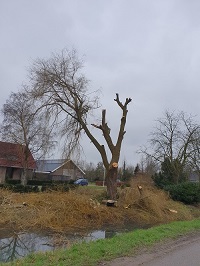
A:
[0,141,36,184]
[35,159,85,181]
[0,141,36,169]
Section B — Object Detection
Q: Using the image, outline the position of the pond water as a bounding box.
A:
[0,225,142,262]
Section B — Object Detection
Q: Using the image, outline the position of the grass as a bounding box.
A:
[2,218,200,266]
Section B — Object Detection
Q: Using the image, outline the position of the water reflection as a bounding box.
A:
[0,232,53,262]
[0,225,142,262]
[0,227,135,262]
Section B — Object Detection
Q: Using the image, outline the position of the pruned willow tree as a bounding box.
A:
[0,89,54,185]
[29,49,132,199]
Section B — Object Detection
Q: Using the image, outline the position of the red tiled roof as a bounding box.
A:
[0,141,36,169]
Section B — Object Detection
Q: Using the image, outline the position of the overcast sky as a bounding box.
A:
[1,0,200,167]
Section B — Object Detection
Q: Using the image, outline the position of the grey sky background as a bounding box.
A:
[1,0,200,167]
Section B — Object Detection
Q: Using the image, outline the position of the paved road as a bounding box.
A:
[138,237,200,266]
[103,232,200,266]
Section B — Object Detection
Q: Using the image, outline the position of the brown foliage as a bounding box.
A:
[0,180,198,234]
[117,174,195,224]
[0,189,123,232]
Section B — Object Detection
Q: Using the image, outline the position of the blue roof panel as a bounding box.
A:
[36,159,66,172]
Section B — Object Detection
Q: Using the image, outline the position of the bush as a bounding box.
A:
[10,184,38,193]
[164,182,200,204]
[28,180,52,186]
[0,182,77,193]
[28,180,74,186]
[0,184,39,193]
[5,179,21,185]
[68,179,75,184]
[152,172,173,188]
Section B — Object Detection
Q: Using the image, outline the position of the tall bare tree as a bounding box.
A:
[29,49,132,199]
[0,89,54,185]
[139,110,200,183]
[0,232,39,262]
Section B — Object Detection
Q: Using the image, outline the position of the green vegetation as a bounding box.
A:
[152,158,200,205]
[164,182,200,204]
[0,180,78,193]
[3,219,200,266]
[152,157,187,188]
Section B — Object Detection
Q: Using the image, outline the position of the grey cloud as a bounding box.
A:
[1,0,200,166]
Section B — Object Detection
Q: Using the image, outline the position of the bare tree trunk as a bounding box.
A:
[21,168,28,186]
[105,163,118,200]
[20,145,29,186]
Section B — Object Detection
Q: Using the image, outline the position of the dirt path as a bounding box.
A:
[100,231,200,266]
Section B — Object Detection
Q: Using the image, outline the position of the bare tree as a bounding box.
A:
[28,49,132,199]
[184,117,200,182]
[0,89,54,185]
[0,232,41,262]
[139,110,200,183]
[139,155,158,176]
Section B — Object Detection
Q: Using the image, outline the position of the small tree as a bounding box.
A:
[134,164,140,175]
[152,157,187,187]
[82,162,96,182]
[139,155,158,176]
[117,160,134,181]
[0,89,54,185]
[95,162,105,181]
[29,49,132,199]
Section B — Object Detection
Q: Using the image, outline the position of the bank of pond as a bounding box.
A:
[1,219,200,266]
[0,224,145,262]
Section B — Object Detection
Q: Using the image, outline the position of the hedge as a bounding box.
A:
[164,182,200,204]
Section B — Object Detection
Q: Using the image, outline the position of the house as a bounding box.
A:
[34,159,85,181]
[0,141,36,184]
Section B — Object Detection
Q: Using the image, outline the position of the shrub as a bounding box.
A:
[10,184,37,193]
[164,182,200,204]
[152,172,173,188]
[0,184,39,193]
[28,180,52,186]
[5,179,21,185]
